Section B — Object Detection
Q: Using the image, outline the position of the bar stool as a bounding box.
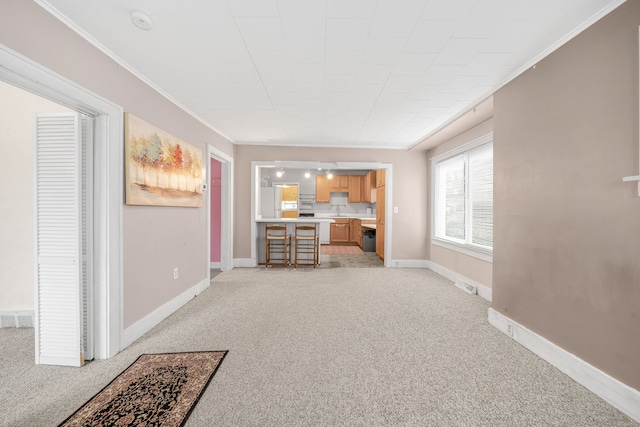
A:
[265,224,291,268]
[294,224,319,268]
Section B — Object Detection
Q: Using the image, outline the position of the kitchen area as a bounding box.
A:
[256,166,387,266]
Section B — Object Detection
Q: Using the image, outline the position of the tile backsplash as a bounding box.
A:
[315,193,375,216]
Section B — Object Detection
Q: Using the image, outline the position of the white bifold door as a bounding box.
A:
[34,112,93,367]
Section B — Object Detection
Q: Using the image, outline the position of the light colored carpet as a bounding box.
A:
[0,268,637,426]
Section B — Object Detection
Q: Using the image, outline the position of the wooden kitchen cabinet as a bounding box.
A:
[330,219,350,243]
[316,175,330,203]
[350,218,361,246]
[280,186,297,201]
[376,182,385,260]
[329,175,349,192]
[348,176,363,203]
[376,169,386,188]
[362,171,376,203]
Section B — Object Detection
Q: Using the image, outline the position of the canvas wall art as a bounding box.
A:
[125,113,203,207]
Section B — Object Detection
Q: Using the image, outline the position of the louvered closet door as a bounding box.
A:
[34,113,83,367]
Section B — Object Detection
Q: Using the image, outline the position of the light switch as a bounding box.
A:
[394,206,398,213]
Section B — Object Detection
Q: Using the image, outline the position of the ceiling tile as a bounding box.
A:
[327,0,377,18]
[325,75,357,92]
[251,51,291,74]
[278,0,327,36]
[235,17,286,51]
[325,51,362,74]
[433,38,490,65]
[420,0,477,20]
[285,36,326,63]
[362,38,408,65]
[227,0,279,17]
[382,75,421,93]
[290,63,325,84]
[369,0,426,38]
[355,65,394,84]
[418,66,463,85]
[326,19,372,52]
[404,20,461,53]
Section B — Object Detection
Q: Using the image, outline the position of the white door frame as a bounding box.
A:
[207,145,234,275]
[0,44,123,359]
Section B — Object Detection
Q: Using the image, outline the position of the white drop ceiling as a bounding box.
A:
[37,0,624,149]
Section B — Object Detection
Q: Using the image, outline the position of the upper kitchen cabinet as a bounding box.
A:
[280,185,297,201]
[348,176,363,203]
[316,175,330,203]
[376,169,386,188]
[363,171,376,203]
[329,175,349,192]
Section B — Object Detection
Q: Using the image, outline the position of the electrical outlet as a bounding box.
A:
[173,267,179,279]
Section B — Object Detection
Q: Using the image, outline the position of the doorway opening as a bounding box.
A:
[207,145,233,276]
[251,161,392,268]
[0,44,123,362]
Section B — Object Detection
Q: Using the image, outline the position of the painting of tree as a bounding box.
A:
[124,113,203,207]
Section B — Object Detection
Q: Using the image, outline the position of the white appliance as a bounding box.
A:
[260,187,282,218]
[319,222,330,244]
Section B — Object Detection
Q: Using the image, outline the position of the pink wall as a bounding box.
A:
[210,158,222,263]
[0,0,234,329]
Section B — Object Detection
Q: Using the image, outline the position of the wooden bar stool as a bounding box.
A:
[294,224,319,268]
[265,224,291,268]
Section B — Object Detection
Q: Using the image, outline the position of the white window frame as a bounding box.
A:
[431,133,493,262]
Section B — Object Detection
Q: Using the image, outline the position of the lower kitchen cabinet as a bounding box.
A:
[350,218,361,246]
[330,219,350,243]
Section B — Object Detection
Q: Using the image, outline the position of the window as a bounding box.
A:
[432,134,493,259]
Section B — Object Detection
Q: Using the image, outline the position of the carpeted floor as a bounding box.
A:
[0,268,637,426]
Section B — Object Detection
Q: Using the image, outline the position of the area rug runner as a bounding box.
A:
[59,351,228,427]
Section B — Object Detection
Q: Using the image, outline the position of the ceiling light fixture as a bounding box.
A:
[131,10,153,31]
[276,169,284,178]
[304,171,311,179]
[326,170,333,179]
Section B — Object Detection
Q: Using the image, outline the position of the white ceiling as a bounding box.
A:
[37,0,623,150]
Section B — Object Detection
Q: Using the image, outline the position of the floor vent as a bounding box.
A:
[455,279,477,295]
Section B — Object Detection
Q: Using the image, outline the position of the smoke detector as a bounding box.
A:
[131,11,153,31]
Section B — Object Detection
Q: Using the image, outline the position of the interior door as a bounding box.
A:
[34,112,84,366]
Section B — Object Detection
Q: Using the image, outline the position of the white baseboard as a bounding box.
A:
[234,258,257,268]
[210,262,221,269]
[121,279,209,348]
[391,259,430,268]
[426,261,492,302]
[0,311,34,328]
[488,308,640,423]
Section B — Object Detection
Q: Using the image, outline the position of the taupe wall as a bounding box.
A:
[0,0,234,329]
[494,1,640,390]
[234,145,429,261]
[0,81,72,312]
[426,119,494,288]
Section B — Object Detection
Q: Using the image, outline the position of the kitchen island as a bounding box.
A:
[255,218,335,266]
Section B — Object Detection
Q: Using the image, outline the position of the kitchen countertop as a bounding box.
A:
[362,224,377,230]
[256,217,335,223]
[314,213,376,220]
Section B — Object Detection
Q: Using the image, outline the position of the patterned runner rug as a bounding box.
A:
[59,351,227,427]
